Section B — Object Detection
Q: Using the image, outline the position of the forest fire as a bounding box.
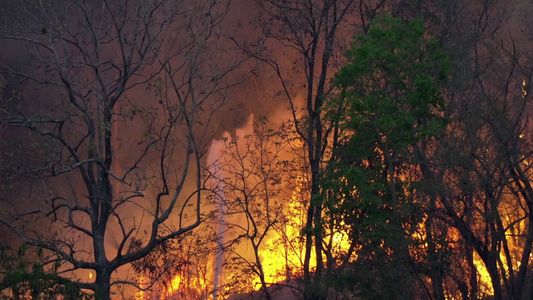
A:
[1,0,533,300]
[134,159,327,299]
[135,262,213,299]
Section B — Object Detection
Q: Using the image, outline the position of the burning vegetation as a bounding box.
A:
[1,0,533,300]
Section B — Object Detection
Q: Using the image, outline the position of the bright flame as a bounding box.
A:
[253,180,313,288]
[472,253,494,297]
[134,276,147,300]
[135,269,212,300]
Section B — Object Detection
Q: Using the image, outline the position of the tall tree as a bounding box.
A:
[236,1,389,298]
[0,0,244,299]
[325,16,448,299]
[414,0,533,298]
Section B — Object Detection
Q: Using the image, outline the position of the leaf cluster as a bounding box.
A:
[321,15,450,298]
[0,243,92,300]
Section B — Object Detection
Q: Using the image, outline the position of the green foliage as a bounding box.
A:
[329,16,449,147]
[323,15,449,298]
[0,243,92,300]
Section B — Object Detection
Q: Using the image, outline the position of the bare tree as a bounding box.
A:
[413,0,533,299]
[0,0,245,299]
[205,116,292,300]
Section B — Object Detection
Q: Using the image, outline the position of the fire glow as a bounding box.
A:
[2,1,532,299]
[133,115,355,299]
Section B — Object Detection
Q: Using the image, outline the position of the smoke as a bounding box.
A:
[207,133,229,300]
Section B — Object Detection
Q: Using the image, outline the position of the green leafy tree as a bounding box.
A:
[324,16,449,299]
[0,244,92,299]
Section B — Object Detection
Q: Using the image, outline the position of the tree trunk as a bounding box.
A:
[426,216,445,300]
[485,255,502,300]
[303,161,326,300]
[466,244,477,299]
[94,269,111,300]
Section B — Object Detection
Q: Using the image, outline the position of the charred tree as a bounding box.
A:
[0,0,245,299]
